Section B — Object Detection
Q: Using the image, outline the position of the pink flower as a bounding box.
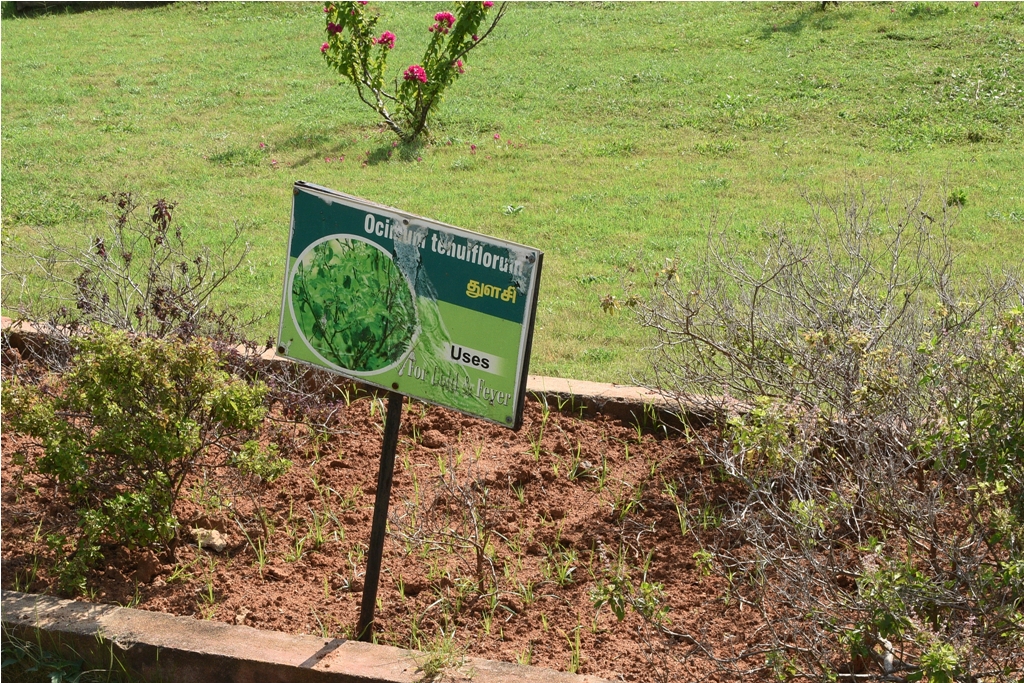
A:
[258,142,266,149]
[430,11,455,34]
[271,159,278,165]
[974,1,979,5]
[483,1,493,7]
[493,133,500,140]
[453,59,465,74]
[359,1,368,4]
[321,42,330,53]
[472,34,479,41]
[325,157,332,162]
[327,22,342,34]
[470,144,476,153]
[374,30,396,49]
[403,64,427,83]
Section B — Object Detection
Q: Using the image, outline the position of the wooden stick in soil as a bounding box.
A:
[356,390,403,642]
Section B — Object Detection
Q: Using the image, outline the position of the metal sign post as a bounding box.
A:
[277,182,542,641]
[356,391,403,641]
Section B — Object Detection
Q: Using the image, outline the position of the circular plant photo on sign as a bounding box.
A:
[290,236,417,374]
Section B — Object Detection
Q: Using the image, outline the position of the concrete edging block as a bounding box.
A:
[2,590,610,683]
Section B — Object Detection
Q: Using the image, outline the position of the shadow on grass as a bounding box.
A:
[757,4,853,40]
[364,139,427,167]
[2,1,172,19]
[288,145,354,169]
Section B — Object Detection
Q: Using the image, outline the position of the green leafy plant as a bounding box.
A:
[945,188,967,207]
[592,553,671,628]
[542,545,578,587]
[291,238,416,372]
[321,1,507,144]
[230,441,291,483]
[913,642,960,683]
[2,326,267,593]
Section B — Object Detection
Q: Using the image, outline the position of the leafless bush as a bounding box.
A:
[1,191,265,365]
[629,182,1024,682]
[392,448,500,598]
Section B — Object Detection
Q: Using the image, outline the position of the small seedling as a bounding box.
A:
[566,442,598,483]
[307,506,330,550]
[120,582,143,609]
[693,549,714,577]
[337,485,363,512]
[528,432,543,461]
[595,452,610,491]
[307,427,330,464]
[517,579,537,605]
[612,484,645,522]
[510,481,526,505]
[199,581,216,619]
[565,625,582,673]
[311,608,334,638]
[415,628,464,682]
[285,535,307,563]
[695,503,722,531]
[166,557,199,584]
[663,479,690,538]
[542,545,578,587]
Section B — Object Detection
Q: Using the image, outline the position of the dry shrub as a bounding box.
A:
[630,183,1024,681]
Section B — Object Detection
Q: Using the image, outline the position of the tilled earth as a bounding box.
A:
[2,383,763,682]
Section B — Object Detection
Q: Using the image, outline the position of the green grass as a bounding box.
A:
[1,628,141,683]
[2,1,1023,382]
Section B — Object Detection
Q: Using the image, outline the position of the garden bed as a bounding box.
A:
[1,345,755,683]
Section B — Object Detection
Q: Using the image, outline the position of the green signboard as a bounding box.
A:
[277,182,543,429]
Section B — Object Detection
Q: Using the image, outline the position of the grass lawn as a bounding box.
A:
[2,1,1022,382]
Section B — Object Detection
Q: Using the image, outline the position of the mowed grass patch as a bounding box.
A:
[2,1,1023,382]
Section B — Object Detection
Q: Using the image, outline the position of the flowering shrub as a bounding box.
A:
[321,1,506,143]
[403,64,427,84]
